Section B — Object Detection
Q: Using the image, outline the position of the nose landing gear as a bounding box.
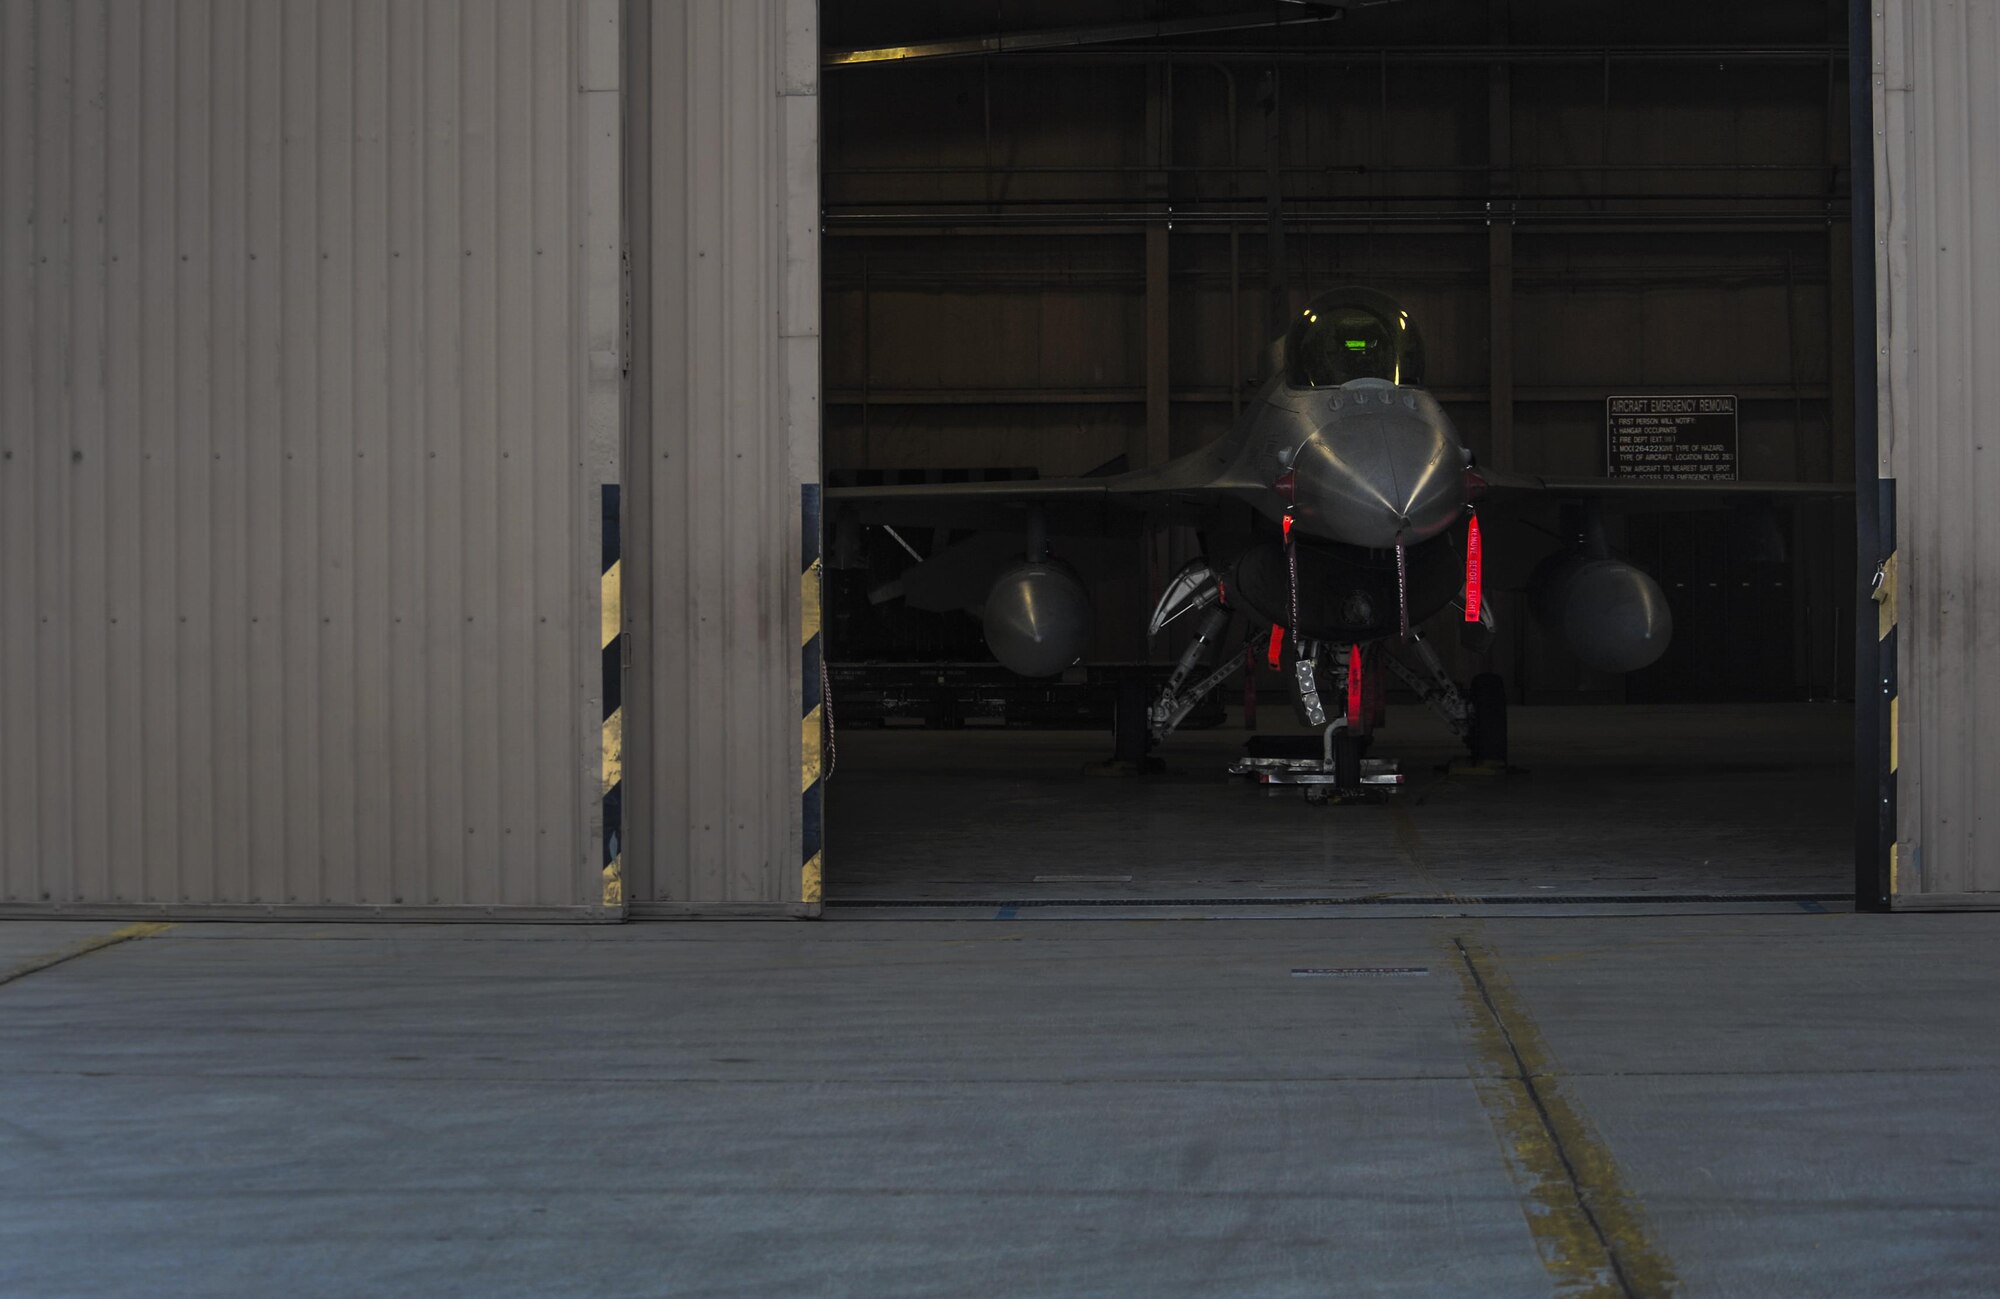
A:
[1226,640,1404,801]
[1138,559,1510,792]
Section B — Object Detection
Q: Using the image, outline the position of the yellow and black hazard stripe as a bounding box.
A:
[801,484,825,908]
[601,484,624,908]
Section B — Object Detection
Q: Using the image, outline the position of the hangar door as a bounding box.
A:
[620,0,826,915]
[1868,0,2000,910]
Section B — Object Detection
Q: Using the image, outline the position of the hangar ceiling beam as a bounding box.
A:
[823,216,1846,234]
[821,385,1835,406]
[823,8,1366,67]
[825,164,1835,177]
[841,45,1842,68]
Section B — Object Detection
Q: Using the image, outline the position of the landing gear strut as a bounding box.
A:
[1380,632,1509,768]
[1144,559,1247,746]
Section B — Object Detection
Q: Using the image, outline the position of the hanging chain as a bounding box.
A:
[1395,539,1410,640]
[820,656,837,783]
[1285,510,1300,650]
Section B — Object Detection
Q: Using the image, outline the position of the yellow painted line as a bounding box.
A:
[1890,842,1900,896]
[801,850,824,905]
[1450,934,1679,1298]
[1889,695,1899,774]
[1875,550,1898,640]
[601,558,622,650]
[802,704,824,792]
[802,556,822,646]
[1,922,176,988]
[602,855,624,908]
[601,704,624,792]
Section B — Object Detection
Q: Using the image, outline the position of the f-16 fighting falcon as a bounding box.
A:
[828,287,1845,789]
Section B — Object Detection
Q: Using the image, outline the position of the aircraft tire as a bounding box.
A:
[1467,673,1508,765]
[1333,732,1363,788]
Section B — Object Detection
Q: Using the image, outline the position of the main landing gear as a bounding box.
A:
[1465,672,1509,767]
[1378,631,1510,769]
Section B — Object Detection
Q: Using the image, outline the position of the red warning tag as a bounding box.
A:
[1267,624,1285,668]
[1346,644,1364,721]
[1464,512,1483,623]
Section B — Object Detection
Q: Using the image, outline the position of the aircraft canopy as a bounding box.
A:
[1285,288,1427,389]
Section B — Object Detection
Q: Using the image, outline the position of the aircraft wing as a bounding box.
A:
[825,453,1235,532]
[826,478,1121,505]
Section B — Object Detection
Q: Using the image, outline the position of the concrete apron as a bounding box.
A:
[4,913,1996,1297]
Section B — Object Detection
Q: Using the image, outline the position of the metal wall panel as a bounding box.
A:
[1873,0,2000,903]
[625,0,822,910]
[0,0,622,916]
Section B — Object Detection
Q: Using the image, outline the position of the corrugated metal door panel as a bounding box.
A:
[1876,0,2000,903]
[101,3,147,907]
[209,0,253,905]
[67,2,112,905]
[1,0,39,904]
[244,1,285,900]
[630,0,820,909]
[1967,4,2000,894]
[0,0,619,916]
[382,0,429,900]
[417,0,472,901]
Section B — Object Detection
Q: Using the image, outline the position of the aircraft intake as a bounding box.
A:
[1533,556,1674,674]
[983,561,1092,677]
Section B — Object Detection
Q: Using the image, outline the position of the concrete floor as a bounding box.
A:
[827,704,1854,909]
[4,912,1998,1297]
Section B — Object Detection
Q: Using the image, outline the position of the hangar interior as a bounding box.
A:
[816,0,1859,909]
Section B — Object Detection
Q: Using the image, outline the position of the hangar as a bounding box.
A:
[0,0,1992,917]
[7,5,2000,1296]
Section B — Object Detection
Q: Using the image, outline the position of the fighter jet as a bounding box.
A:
[828,287,1844,785]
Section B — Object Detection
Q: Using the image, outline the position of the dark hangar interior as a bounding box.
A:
[815,0,1857,909]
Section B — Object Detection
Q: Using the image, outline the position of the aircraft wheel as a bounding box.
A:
[1333,732,1363,788]
[1466,673,1508,765]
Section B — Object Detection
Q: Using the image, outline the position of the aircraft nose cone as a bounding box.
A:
[1287,397,1464,549]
